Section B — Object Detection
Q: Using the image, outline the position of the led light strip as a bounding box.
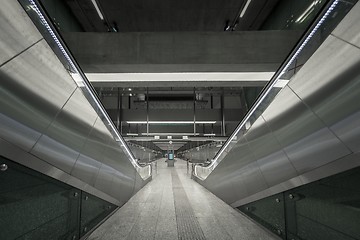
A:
[91,0,104,20]
[28,0,140,169]
[209,0,340,168]
[240,0,252,18]
[126,121,217,124]
[281,0,339,76]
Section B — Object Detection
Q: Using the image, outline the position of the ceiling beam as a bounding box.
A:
[62,30,302,78]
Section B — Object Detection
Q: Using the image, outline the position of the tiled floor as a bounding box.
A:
[88,159,279,240]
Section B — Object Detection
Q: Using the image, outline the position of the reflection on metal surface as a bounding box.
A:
[194,0,360,207]
[195,0,351,181]
[22,0,149,179]
[0,0,153,207]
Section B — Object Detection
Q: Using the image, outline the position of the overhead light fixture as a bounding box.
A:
[240,0,252,18]
[86,72,275,83]
[183,136,189,139]
[144,133,200,136]
[204,133,216,136]
[295,0,322,23]
[126,121,216,124]
[91,0,104,20]
[296,4,315,23]
[126,133,138,136]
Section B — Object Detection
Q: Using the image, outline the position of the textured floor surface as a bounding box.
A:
[88,159,279,240]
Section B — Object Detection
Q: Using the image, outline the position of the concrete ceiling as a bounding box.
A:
[64,0,281,32]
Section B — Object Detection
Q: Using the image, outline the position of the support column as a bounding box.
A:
[193,88,196,136]
[221,89,226,136]
[146,88,149,136]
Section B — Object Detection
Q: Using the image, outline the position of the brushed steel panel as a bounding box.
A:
[331,111,360,153]
[0,40,77,151]
[245,116,298,186]
[203,161,240,203]
[94,164,115,196]
[203,136,258,204]
[102,140,134,174]
[70,118,110,185]
[299,152,360,184]
[220,136,256,169]
[332,1,360,48]
[110,169,136,203]
[238,161,268,197]
[70,154,102,187]
[262,86,351,174]
[289,36,360,152]
[0,113,42,152]
[31,135,80,173]
[0,137,120,206]
[31,88,97,173]
[257,150,298,187]
[0,1,42,65]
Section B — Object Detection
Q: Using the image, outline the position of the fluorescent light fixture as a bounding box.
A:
[240,0,252,18]
[167,136,172,139]
[295,0,321,23]
[126,133,138,136]
[86,72,274,83]
[144,133,200,136]
[183,136,189,139]
[204,133,216,136]
[154,136,160,139]
[127,121,216,124]
[91,0,104,20]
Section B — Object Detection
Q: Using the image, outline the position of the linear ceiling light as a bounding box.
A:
[127,121,216,124]
[144,133,200,136]
[204,133,216,136]
[91,0,104,20]
[240,0,252,18]
[86,72,274,82]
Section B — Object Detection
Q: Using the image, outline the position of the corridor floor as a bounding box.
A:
[88,159,278,240]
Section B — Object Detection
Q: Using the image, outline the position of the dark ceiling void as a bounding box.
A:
[36,0,338,155]
[42,0,329,33]
[61,0,282,32]
[96,87,253,152]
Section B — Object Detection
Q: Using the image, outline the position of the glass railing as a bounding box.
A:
[0,156,116,240]
[17,0,151,180]
[194,0,358,180]
[238,166,360,240]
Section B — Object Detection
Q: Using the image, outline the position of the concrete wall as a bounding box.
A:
[63,30,302,73]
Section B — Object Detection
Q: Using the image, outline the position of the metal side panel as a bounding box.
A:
[0,137,120,206]
[70,117,109,186]
[288,35,360,153]
[0,40,77,152]
[245,115,298,187]
[262,86,351,174]
[203,136,257,203]
[332,1,360,48]
[94,163,115,197]
[0,0,42,65]
[98,139,137,202]
[31,88,97,173]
